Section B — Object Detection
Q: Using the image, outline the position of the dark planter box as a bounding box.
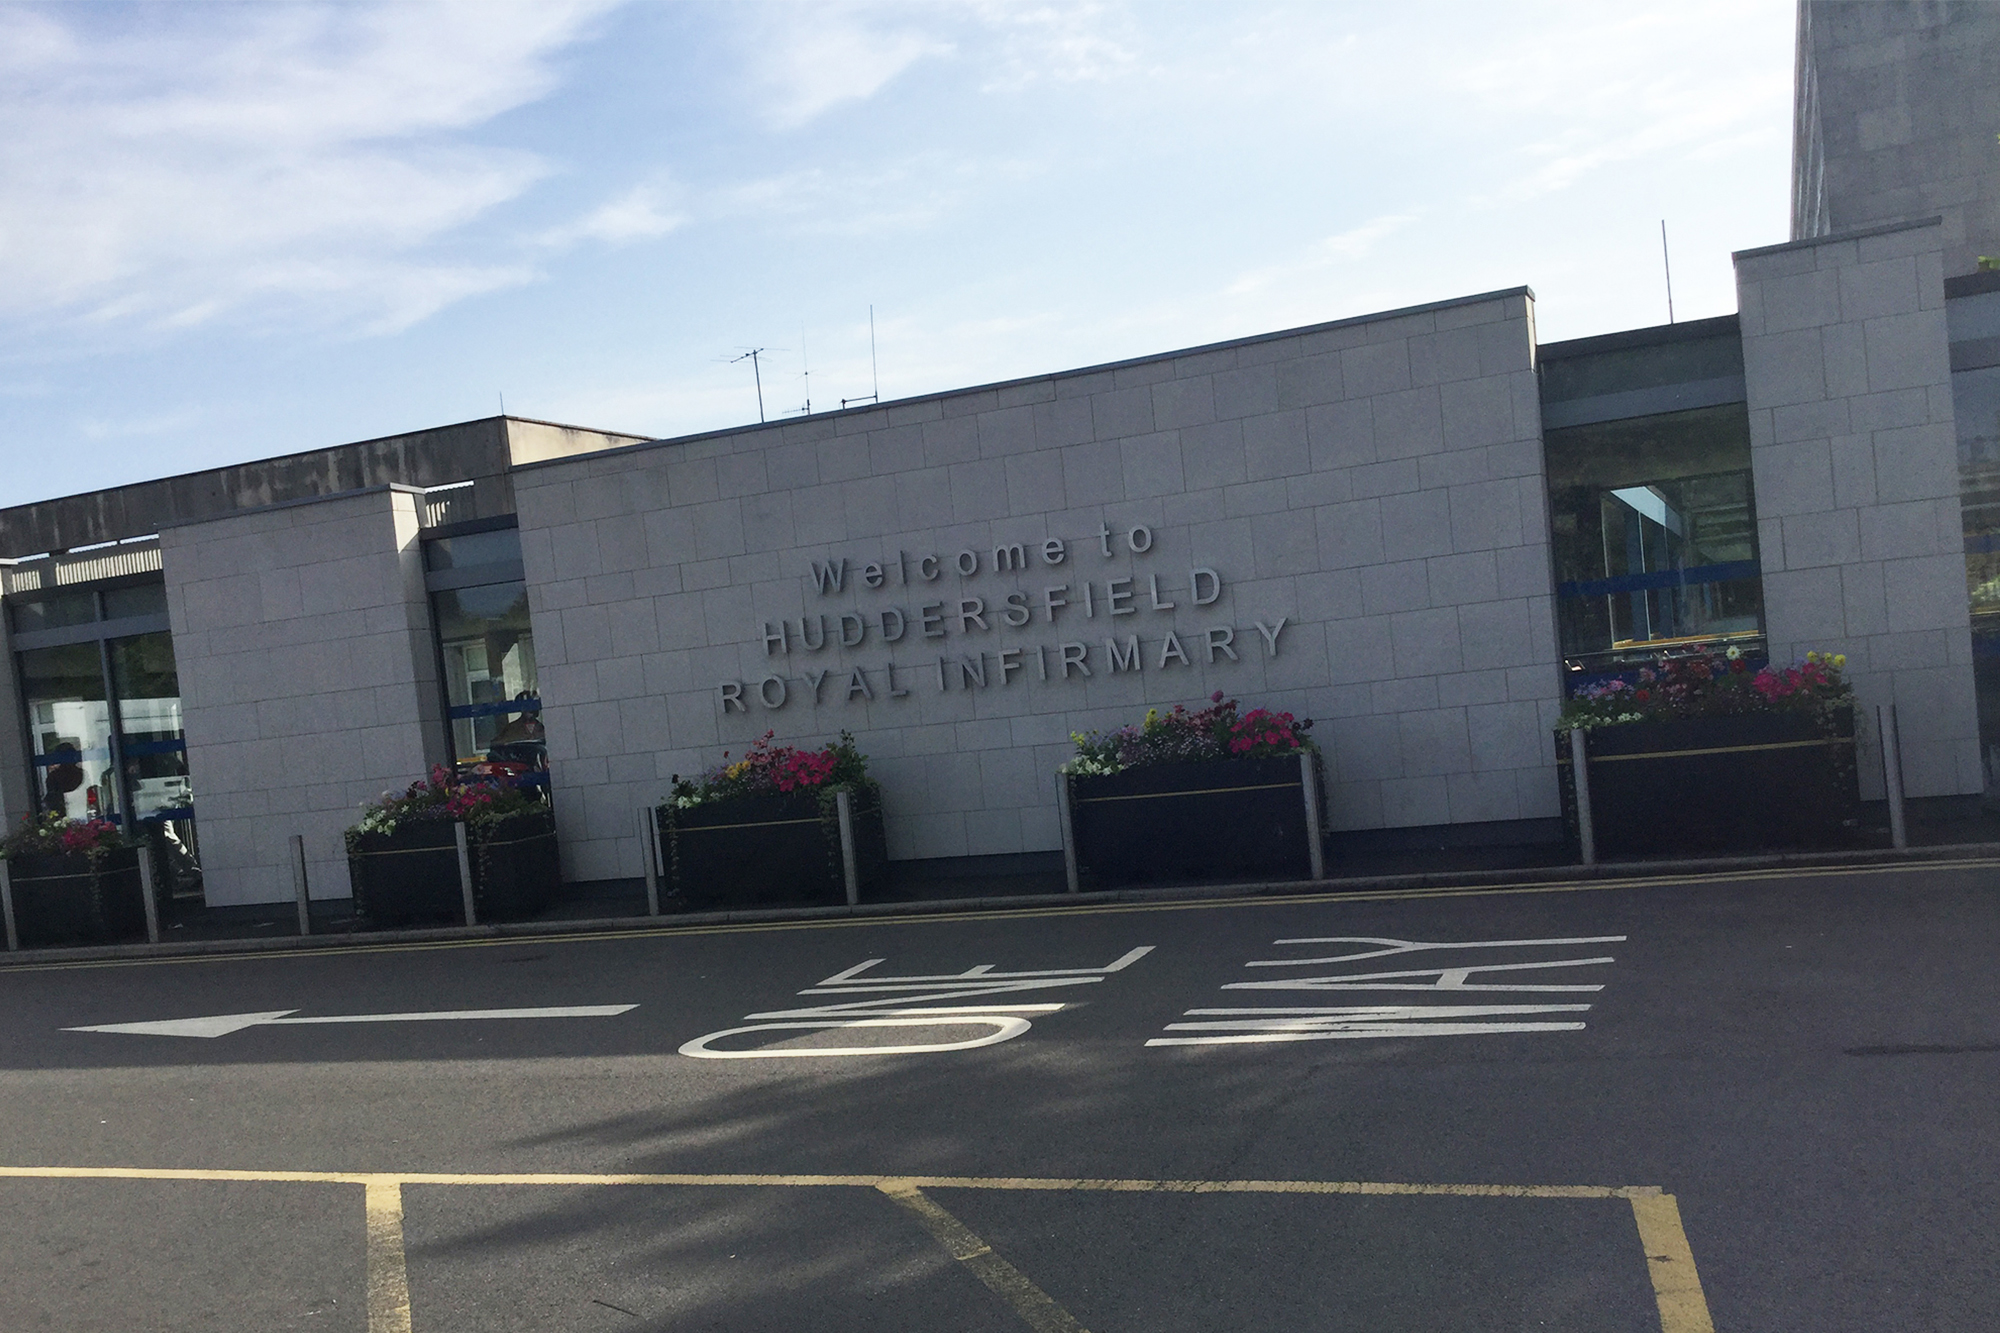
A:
[1557,707,1859,858]
[1069,754,1322,887]
[348,811,560,927]
[661,784,886,909]
[4,846,151,947]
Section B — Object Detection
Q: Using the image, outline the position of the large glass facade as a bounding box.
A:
[1544,404,1766,683]
[425,528,546,784]
[1949,279,2000,789]
[9,578,201,899]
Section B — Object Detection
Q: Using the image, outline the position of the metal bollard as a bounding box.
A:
[1569,727,1597,866]
[637,805,661,916]
[1879,703,1908,850]
[1056,771,1080,894]
[138,844,161,945]
[454,822,477,927]
[1299,751,1326,882]
[290,834,312,936]
[836,789,861,906]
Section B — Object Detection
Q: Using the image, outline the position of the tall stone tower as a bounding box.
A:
[1792,0,2000,277]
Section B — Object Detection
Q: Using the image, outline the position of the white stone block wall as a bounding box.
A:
[1735,217,1981,798]
[161,487,448,906]
[513,290,1565,882]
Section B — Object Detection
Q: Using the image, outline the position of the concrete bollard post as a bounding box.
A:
[637,806,661,917]
[836,788,861,907]
[290,834,312,936]
[138,842,161,945]
[454,822,477,927]
[1880,703,1908,850]
[1056,771,1080,894]
[1569,727,1597,866]
[1299,751,1326,882]
[0,860,16,952]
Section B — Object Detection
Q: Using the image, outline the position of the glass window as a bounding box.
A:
[19,642,117,823]
[103,581,169,621]
[1954,361,2000,787]
[108,633,191,821]
[107,631,200,895]
[1545,405,1765,681]
[425,529,522,572]
[10,588,98,635]
[433,581,544,779]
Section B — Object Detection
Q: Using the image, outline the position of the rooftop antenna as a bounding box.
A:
[1660,220,1676,324]
[498,390,506,417]
[841,305,883,410]
[730,348,769,423]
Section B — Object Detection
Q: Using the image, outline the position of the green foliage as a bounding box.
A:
[669,731,871,808]
[0,812,129,860]
[1558,649,1854,730]
[1064,693,1314,776]
[347,764,548,845]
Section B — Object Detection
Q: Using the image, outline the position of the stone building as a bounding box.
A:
[1,1,1994,909]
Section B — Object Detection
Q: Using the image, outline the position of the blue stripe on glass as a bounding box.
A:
[118,738,187,757]
[1966,533,2000,554]
[31,749,106,767]
[1556,559,1761,599]
[448,698,541,720]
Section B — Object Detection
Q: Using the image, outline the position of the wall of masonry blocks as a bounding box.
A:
[1735,217,1982,798]
[162,487,449,906]
[512,289,1566,882]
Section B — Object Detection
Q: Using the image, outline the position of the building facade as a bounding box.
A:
[1,1,1994,908]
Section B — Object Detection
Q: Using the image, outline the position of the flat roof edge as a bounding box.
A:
[512,286,1538,474]
[1733,215,1944,261]
[152,483,428,533]
[1538,313,1741,361]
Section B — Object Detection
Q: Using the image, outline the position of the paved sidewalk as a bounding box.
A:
[5,838,1997,971]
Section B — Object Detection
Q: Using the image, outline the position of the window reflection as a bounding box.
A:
[19,642,118,823]
[433,580,544,779]
[1545,405,1766,681]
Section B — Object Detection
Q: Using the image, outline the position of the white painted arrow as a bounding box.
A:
[65,1005,638,1039]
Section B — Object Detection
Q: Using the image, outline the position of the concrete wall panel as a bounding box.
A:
[162,488,448,906]
[1737,217,1980,797]
[514,292,1563,881]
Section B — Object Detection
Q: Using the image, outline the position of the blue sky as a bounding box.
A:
[0,1,1796,508]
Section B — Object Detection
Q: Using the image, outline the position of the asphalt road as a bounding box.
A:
[1,859,1997,1332]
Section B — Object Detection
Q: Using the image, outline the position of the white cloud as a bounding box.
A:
[0,1,619,335]
[537,182,688,250]
[739,4,955,129]
[1226,214,1420,297]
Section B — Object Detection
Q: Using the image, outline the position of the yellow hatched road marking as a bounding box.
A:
[0,853,1991,974]
[0,1164,1715,1333]
[1631,1192,1716,1333]
[363,1178,412,1333]
[880,1182,1091,1333]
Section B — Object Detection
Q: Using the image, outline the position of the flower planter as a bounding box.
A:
[1556,706,1859,858]
[1066,753,1324,888]
[661,784,886,909]
[2,846,152,947]
[347,810,559,927]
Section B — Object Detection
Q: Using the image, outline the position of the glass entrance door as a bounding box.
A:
[19,642,119,824]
